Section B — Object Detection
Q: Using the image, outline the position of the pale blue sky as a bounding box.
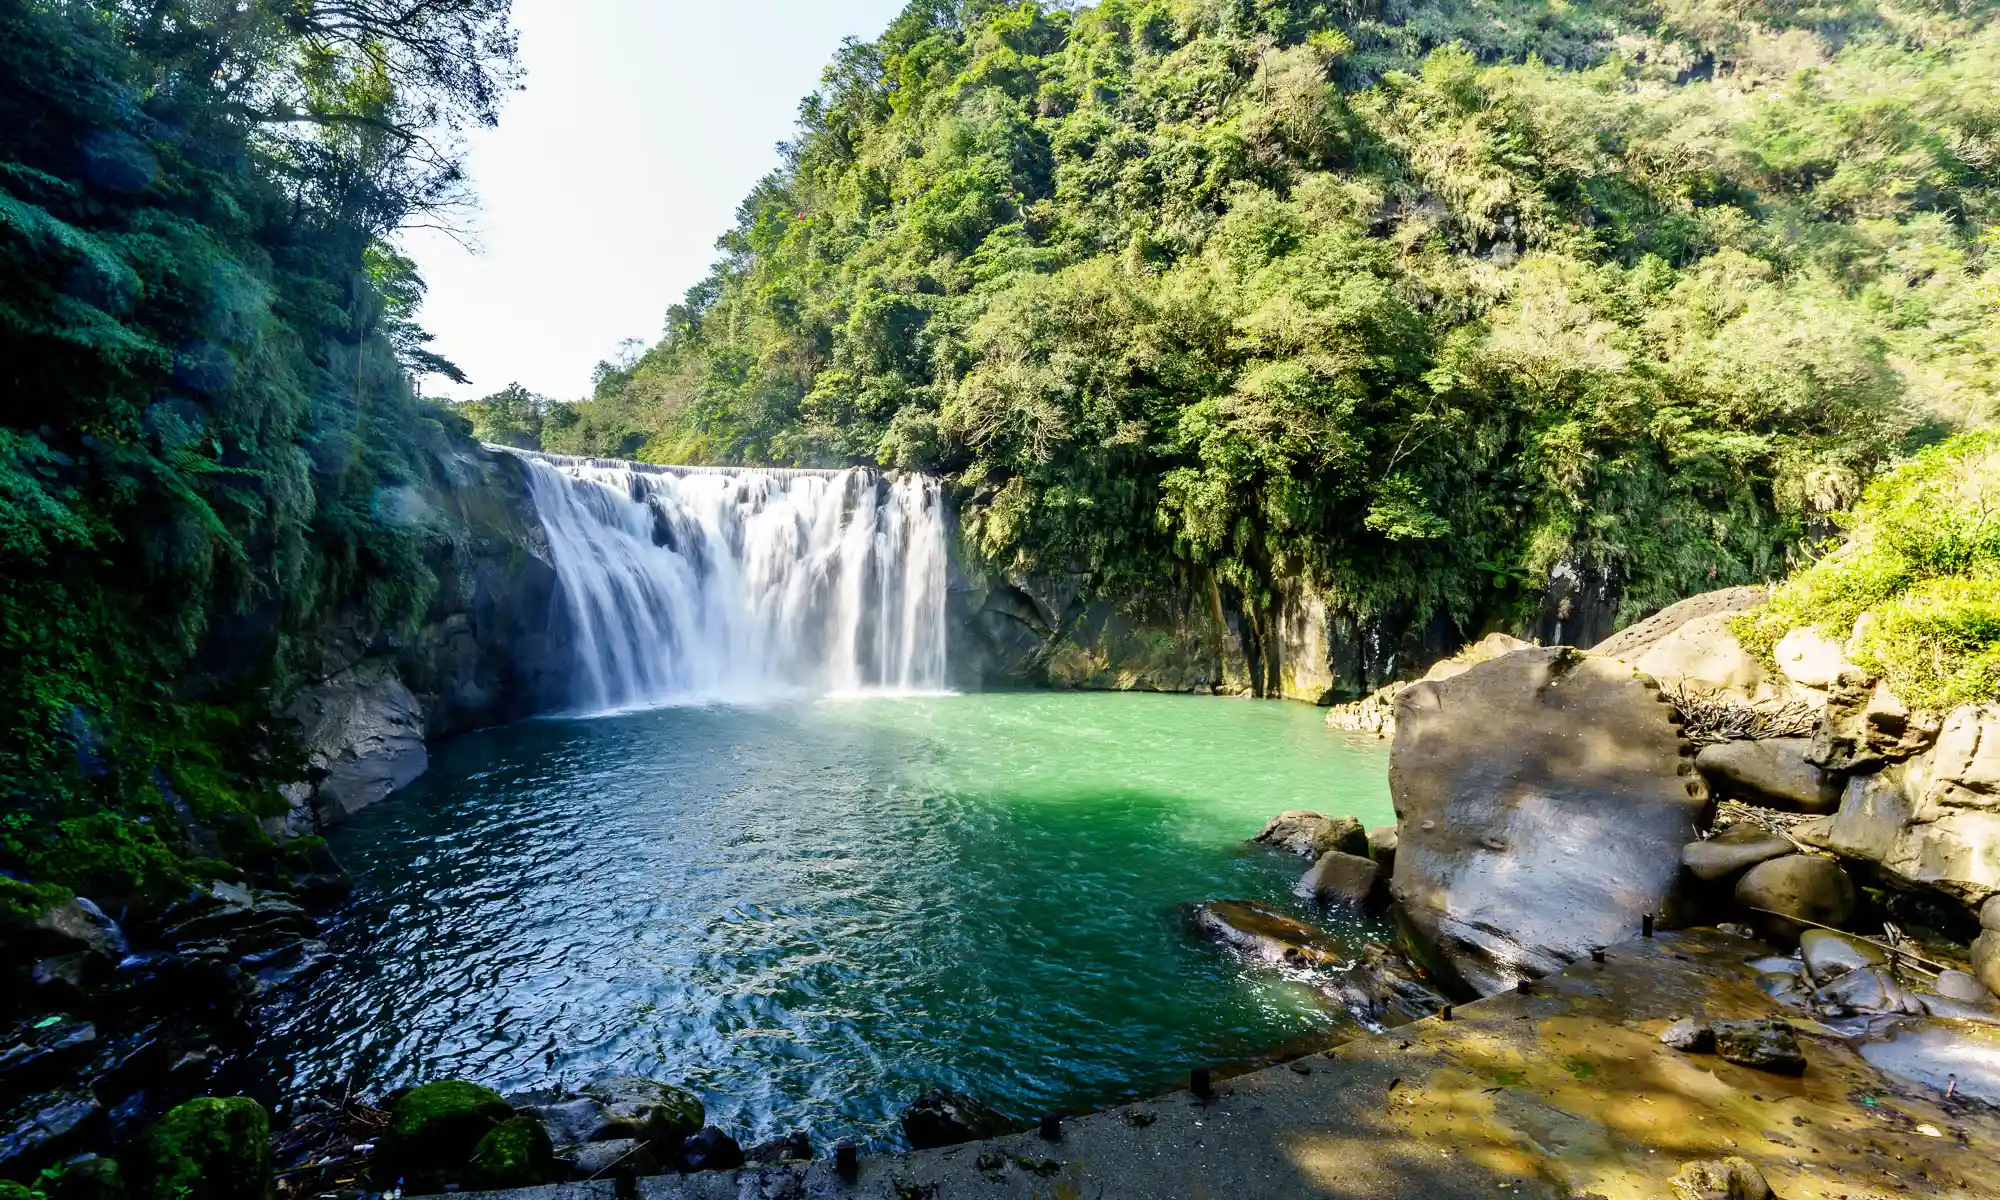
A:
[405,0,909,400]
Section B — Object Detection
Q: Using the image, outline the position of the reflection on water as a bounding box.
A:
[254,692,1393,1147]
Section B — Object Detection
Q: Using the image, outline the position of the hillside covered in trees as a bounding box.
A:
[0,0,521,908]
[507,0,1998,643]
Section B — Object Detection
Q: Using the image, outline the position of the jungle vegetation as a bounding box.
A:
[0,0,519,910]
[498,0,1999,645]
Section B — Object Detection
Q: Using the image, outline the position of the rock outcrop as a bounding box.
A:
[1810,730,2000,907]
[1590,587,1772,698]
[1388,646,1707,995]
[272,446,571,835]
[1252,811,1367,860]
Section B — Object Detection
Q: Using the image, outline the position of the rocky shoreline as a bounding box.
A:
[8,577,1999,1197]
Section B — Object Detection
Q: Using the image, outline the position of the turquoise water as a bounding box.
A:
[257,692,1392,1147]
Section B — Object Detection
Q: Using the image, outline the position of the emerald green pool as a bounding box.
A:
[258,692,1392,1147]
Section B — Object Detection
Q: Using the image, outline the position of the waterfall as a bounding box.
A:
[505,448,950,712]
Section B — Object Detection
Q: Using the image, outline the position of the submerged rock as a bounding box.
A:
[1681,825,1794,882]
[1813,966,1920,1017]
[1711,1019,1806,1075]
[1734,855,1855,943]
[1295,850,1379,906]
[901,1089,1012,1149]
[1252,811,1367,860]
[577,1076,704,1146]
[1797,929,1885,984]
[1388,646,1706,995]
[1190,900,1346,969]
[1695,739,1841,812]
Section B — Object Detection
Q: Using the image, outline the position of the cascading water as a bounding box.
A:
[505,448,950,711]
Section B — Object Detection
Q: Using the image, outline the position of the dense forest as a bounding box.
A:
[0,0,519,909]
[488,0,1997,642]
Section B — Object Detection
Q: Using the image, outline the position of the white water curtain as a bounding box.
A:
[510,449,949,712]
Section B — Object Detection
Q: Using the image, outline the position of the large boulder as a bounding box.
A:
[1734,855,1856,943]
[373,1080,513,1188]
[1590,587,1768,663]
[1629,614,1769,698]
[122,1097,273,1200]
[1976,899,2000,998]
[463,1116,555,1190]
[1252,811,1367,859]
[1815,727,2000,907]
[1389,646,1707,996]
[1694,739,1841,813]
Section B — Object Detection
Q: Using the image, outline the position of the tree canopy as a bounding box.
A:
[538,0,1998,638]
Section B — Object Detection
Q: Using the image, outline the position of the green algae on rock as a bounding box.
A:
[375,1080,514,1187]
[122,1097,272,1200]
[464,1115,557,1190]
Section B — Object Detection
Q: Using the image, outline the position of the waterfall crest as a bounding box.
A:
[505,448,950,711]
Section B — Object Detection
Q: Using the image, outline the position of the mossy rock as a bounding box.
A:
[50,1156,124,1200]
[463,1116,556,1190]
[373,1080,514,1188]
[0,1182,43,1200]
[122,1097,272,1200]
[578,1076,704,1145]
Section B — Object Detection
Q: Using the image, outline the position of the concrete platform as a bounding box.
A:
[461,928,2000,1199]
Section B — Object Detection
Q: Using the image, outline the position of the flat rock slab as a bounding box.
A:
[594,930,2000,1199]
[454,1184,617,1200]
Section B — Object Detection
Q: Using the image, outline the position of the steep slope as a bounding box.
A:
[538,0,1998,692]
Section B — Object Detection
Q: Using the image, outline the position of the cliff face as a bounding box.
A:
[275,445,571,834]
[946,564,1468,703]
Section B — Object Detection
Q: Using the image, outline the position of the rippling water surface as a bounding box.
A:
[258,691,1392,1146]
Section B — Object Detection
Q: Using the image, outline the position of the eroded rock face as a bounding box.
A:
[1389,646,1707,996]
[1809,671,1942,773]
[1817,753,2000,907]
[279,664,428,833]
[1695,739,1841,813]
[1630,614,1769,698]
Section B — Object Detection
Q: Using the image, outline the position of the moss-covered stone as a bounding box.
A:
[50,1155,124,1200]
[0,1181,43,1200]
[463,1116,556,1190]
[373,1080,514,1188]
[121,1097,272,1200]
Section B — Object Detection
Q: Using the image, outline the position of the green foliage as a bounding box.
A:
[0,1,518,906]
[457,382,553,450]
[579,0,1995,634]
[1737,429,2000,709]
[122,1097,273,1200]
